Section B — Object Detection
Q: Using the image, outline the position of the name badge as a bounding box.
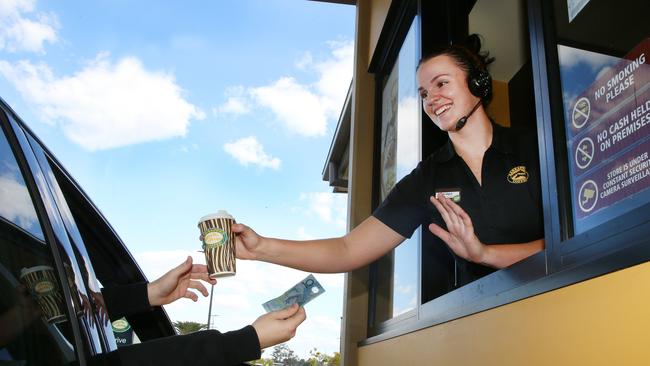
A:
[435,188,461,202]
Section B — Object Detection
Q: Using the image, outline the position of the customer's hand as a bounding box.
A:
[252,303,307,349]
[147,256,216,306]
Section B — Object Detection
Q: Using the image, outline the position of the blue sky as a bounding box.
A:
[0,0,354,358]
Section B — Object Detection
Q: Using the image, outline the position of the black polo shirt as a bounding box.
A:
[373,123,543,284]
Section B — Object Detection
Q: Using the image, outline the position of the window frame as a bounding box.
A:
[537,0,650,271]
[360,0,650,347]
[367,0,421,336]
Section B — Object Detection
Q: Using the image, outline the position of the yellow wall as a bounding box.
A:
[357,260,650,365]
[487,80,510,127]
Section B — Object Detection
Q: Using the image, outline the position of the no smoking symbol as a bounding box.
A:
[572,97,591,129]
[575,137,594,170]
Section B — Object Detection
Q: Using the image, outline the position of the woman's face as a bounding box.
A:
[417,54,480,131]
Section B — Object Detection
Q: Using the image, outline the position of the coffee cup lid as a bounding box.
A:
[20,265,55,278]
[199,210,234,224]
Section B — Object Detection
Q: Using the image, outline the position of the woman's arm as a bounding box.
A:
[234,216,406,273]
[478,239,544,268]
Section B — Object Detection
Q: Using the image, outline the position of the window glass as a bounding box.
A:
[0,121,78,365]
[8,114,112,356]
[375,20,420,323]
[24,132,112,353]
[0,132,44,241]
[553,0,649,234]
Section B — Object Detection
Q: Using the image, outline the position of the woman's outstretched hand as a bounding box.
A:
[428,195,488,265]
[232,223,264,260]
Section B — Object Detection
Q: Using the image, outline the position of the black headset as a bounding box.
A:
[453,65,492,131]
[467,67,492,100]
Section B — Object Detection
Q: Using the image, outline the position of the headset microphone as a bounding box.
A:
[455,100,482,131]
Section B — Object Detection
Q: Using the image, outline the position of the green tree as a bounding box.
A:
[172,320,207,334]
[271,344,300,366]
[328,352,340,366]
[306,348,340,366]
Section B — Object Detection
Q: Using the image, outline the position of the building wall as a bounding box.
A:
[340,0,388,365]
[340,1,649,365]
[357,260,650,365]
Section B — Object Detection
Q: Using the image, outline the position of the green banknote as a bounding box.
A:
[262,274,325,312]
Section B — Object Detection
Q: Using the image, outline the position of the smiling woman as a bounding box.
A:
[226,32,545,348]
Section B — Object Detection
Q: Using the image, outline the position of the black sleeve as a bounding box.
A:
[90,325,261,366]
[372,160,431,238]
[100,282,151,320]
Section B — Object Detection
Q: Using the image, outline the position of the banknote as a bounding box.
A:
[262,274,325,312]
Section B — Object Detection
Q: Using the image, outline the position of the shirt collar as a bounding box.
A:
[433,122,513,163]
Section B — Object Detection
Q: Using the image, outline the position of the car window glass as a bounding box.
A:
[0,122,78,365]
[23,131,112,353]
[0,131,44,241]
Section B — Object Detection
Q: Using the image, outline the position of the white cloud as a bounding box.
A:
[296,226,315,240]
[220,40,353,137]
[0,173,39,229]
[216,96,250,115]
[250,76,328,136]
[0,0,59,53]
[295,51,313,70]
[177,143,199,154]
[223,136,281,170]
[557,44,618,72]
[288,314,342,358]
[299,191,347,229]
[313,40,354,115]
[214,86,251,116]
[396,95,421,170]
[0,55,205,150]
[396,284,413,295]
[212,293,253,310]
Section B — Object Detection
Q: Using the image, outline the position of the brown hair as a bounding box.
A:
[418,34,495,104]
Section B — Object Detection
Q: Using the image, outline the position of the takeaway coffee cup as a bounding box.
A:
[20,265,67,324]
[198,210,236,278]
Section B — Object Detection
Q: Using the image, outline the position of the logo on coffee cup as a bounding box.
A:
[203,228,228,249]
[112,318,131,333]
[34,281,55,295]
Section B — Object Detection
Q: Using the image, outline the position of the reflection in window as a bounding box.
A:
[0,124,77,364]
[374,20,420,323]
[0,136,44,241]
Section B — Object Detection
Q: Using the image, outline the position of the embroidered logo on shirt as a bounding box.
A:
[507,166,529,184]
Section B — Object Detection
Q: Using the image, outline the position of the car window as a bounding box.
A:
[0,121,78,365]
[22,131,114,354]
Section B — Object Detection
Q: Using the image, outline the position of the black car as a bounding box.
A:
[0,96,175,365]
